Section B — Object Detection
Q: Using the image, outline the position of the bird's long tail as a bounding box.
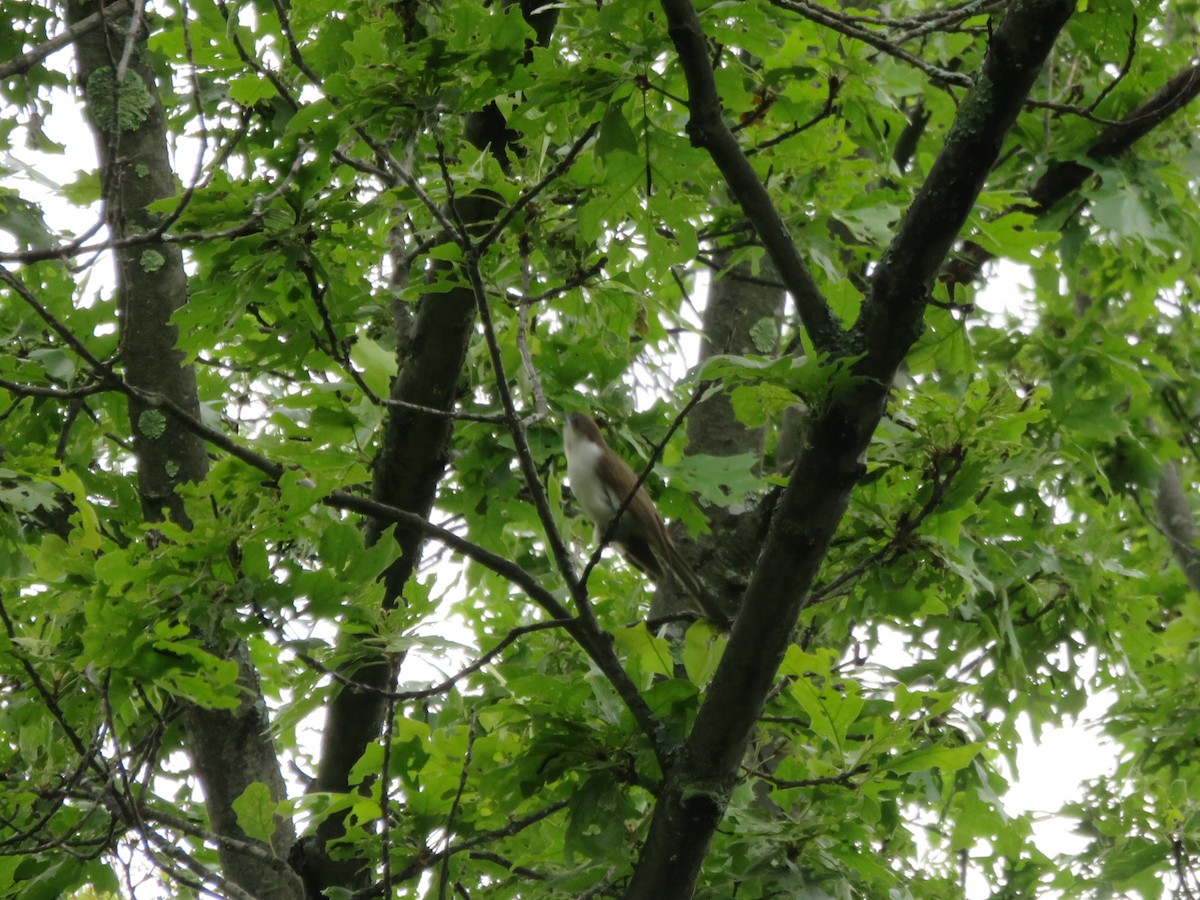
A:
[662,541,733,630]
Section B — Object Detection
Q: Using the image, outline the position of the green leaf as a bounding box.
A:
[595,99,639,160]
[349,335,397,397]
[11,857,90,900]
[612,623,674,681]
[343,24,389,66]
[681,621,725,685]
[232,782,279,845]
[229,75,278,105]
[1101,836,1170,884]
[788,676,863,750]
[889,742,983,776]
[662,453,763,509]
[0,189,56,247]
[49,469,100,551]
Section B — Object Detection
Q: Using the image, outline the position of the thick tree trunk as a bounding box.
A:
[299,6,559,893]
[652,252,783,624]
[301,192,494,892]
[68,5,301,897]
[1154,462,1200,596]
[628,0,1075,894]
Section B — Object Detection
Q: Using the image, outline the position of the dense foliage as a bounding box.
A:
[1,0,1199,897]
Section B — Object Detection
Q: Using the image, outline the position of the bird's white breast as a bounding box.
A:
[564,427,618,526]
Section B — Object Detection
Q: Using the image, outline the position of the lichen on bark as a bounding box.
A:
[85,66,152,132]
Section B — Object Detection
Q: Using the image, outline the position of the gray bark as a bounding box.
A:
[652,252,783,624]
[68,5,301,896]
[298,5,559,893]
[1154,462,1200,596]
[628,0,1075,894]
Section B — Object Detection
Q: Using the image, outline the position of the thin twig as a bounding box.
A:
[462,254,670,760]
[297,619,574,702]
[747,76,840,157]
[438,714,478,899]
[0,597,112,784]
[769,0,1127,123]
[380,660,400,895]
[516,237,549,420]
[0,140,305,265]
[113,0,146,83]
[297,256,384,405]
[811,445,968,602]
[509,256,607,307]
[0,378,109,399]
[1085,14,1138,114]
[477,121,601,252]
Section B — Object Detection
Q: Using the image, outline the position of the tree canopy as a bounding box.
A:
[1,0,1199,897]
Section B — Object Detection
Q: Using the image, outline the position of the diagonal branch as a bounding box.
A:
[1029,60,1200,210]
[659,0,842,353]
[6,238,659,744]
[854,0,1077,381]
[0,0,130,79]
[626,1,1075,895]
[943,58,1200,289]
[459,254,672,758]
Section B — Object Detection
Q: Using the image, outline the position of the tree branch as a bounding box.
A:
[0,0,130,79]
[626,1,1075,895]
[659,0,842,353]
[1029,60,1200,210]
[942,58,1200,288]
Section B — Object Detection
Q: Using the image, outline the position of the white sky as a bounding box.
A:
[970,263,1119,893]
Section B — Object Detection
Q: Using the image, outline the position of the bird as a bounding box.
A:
[562,411,731,627]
